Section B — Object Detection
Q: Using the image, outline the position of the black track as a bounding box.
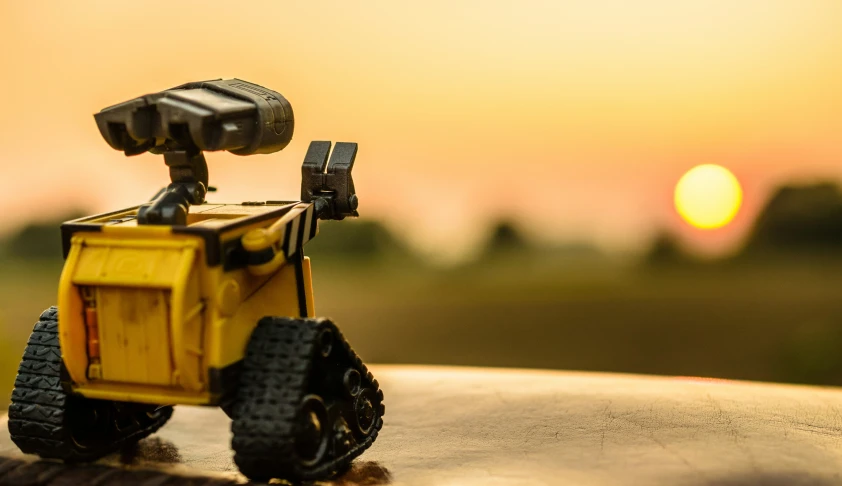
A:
[231,317,385,482]
[7,307,173,462]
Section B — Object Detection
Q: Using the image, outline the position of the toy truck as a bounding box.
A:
[7,79,384,482]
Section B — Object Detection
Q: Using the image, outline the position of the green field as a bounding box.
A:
[2,252,841,408]
[313,258,842,385]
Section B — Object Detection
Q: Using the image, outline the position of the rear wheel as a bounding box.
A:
[231,317,384,482]
[8,306,173,461]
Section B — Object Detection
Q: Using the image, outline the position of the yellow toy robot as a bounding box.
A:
[7,79,383,482]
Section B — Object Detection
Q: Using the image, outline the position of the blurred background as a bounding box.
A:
[2,1,842,403]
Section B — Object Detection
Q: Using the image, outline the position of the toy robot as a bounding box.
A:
[7,79,384,482]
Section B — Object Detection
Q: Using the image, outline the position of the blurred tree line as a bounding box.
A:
[647,182,842,265]
[6,181,842,265]
[0,212,86,262]
[744,183,842,256]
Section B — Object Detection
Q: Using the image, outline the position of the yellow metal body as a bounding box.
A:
[57,202,317,406]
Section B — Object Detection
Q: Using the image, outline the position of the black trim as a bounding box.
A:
[296,211,307,251]
[61,224,101,259]
[309,214,318,240]
[222,239,274,272]
[175,229,225,266]
[221,238,249,271]
[247,248,275,266]
[208,360,243,398]
[293,249,308,317]
[281,222,292,255]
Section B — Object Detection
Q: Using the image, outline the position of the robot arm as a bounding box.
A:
[301,141,359,221]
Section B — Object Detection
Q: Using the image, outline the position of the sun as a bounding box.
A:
[674,164,742,229]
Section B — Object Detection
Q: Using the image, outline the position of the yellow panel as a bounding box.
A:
[111,220,139,228]
[170,247,205,392]
[188,204,225,214]
[100,225,171,238]
[187,213,243,224]
[72,241,197,288]
[75,382,211,406]
[58,239,88,385]
[303,257,316,318]
[190,218,237,228]
[198,204,291,216]
[207,262,301,368]
[97,287,173,385]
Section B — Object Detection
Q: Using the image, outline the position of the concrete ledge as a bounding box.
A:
[2,365,842,485]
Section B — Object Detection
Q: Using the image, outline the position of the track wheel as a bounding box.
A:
[7,306,173,462]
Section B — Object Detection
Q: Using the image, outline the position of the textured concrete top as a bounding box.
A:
[1,365,842,485]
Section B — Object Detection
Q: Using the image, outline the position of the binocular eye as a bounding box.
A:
[94,79,294,157]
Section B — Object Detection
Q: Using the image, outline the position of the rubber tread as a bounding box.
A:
[231,317,384,481]
[8,306,173,462]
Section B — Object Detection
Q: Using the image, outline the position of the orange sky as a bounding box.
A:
[2,1,842,259]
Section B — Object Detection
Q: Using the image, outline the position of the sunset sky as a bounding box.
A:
[2,1,842,260]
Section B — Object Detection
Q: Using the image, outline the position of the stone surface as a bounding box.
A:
[2,365,842,485]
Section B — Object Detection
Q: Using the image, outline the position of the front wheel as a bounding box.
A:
[8,306,173,461]
[231,316,384,482]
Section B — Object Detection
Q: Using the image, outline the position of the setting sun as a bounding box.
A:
[674,165,743,230]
